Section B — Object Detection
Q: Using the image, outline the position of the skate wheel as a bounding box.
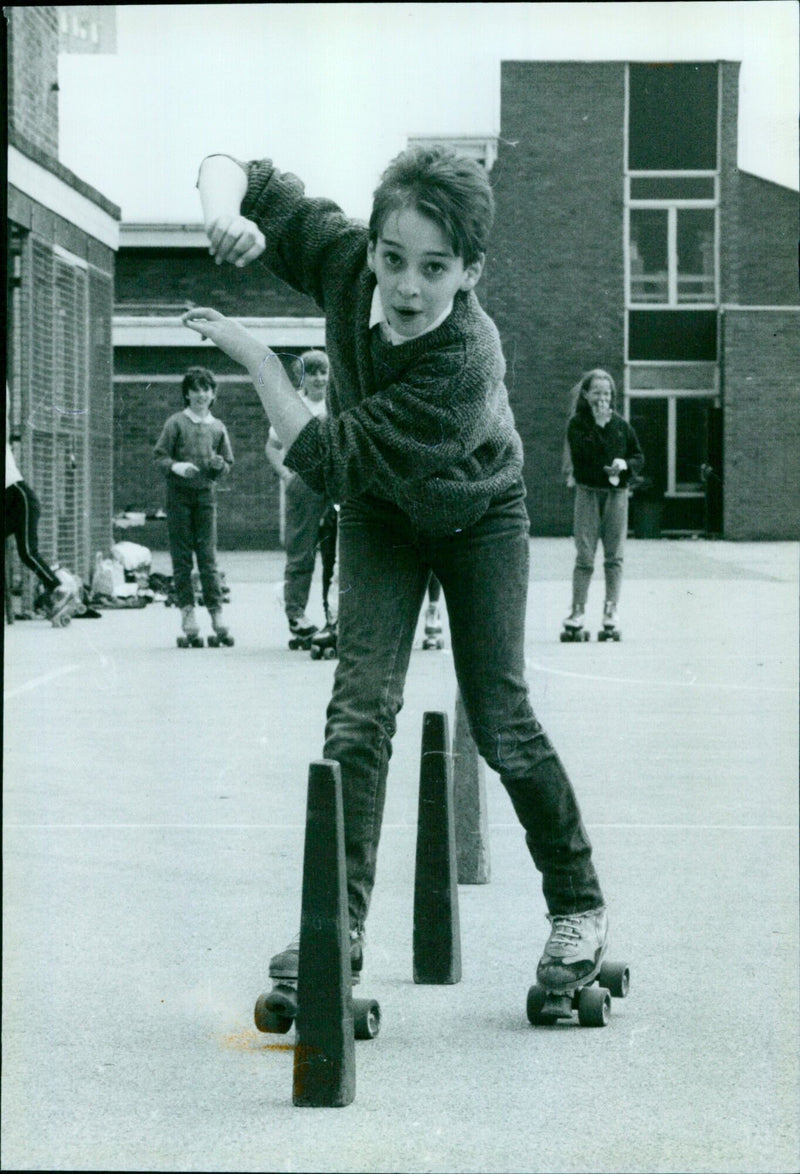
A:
[526,984,560,1025]
[176,636,187,647]
[254,993,293,1034]
[310,646,321,659]
[207,636,219,647]
[323,647,336,660]
[353,997,381,1040]
[577,985,611,1027]
[559,632,570,643]
[597,962,630,998]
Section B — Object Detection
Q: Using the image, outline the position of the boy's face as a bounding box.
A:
[367,208,483,340]
[303,364,329,404]
[187,384,215,413]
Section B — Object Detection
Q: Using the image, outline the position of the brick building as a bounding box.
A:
[482,60,799,539]
[112,59,798,548]
[6,6,120,605]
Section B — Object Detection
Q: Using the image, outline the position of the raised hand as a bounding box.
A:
[181,308,263,369]
[205,214,265,267]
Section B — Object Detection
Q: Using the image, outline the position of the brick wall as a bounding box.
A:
[116,249,321,317]
[735,175,800,306]
[722,309,800,539]
[483,62,626,535]
[115,348,283,549]
[6,7,59,157]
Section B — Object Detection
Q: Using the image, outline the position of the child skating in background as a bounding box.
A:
[184,146,609,1000]
[5,439,84,627]
[265,349,338,650]
[562,369,644,642]
[154,367,234,647]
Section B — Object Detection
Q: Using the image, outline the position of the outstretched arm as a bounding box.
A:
[181,308,311,451]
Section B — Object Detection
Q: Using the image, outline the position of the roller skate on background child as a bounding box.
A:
[207,606,234,647]
[310,601,337,659]
[421,573,444,649]
[598,600,621,642]
[42,569,86,628]
[177,604,204,648]
[560,605,590,643]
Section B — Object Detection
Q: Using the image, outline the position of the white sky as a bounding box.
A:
[57,2,799,222]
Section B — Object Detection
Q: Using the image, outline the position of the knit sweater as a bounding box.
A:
[238,157,524,536]
[154,409,234,489]
[567,402,644,490]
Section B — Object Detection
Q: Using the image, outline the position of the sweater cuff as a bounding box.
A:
[283,417,327,494]
[240,159,305,229]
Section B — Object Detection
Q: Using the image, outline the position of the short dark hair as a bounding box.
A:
[181,366,217,405]
[369,146,494,266]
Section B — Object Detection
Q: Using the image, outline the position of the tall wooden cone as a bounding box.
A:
[413,712,462,984]
[293,760,356,1107]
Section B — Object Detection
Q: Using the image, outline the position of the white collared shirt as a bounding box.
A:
[183,407,217,424]
[369,286,453,346]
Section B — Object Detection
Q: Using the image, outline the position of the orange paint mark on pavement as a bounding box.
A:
[217,1028,294,1053]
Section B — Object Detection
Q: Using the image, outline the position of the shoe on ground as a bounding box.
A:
[268,930,364,981]
[536,906,608,992]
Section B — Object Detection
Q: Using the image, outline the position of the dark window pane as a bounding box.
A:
[676,209,715,303]
[630,209,668,302]
[675,398,713,490]
[628,398,668,493]
[630,177,715,199]
[629,64,718,170]
[628,311,717,361]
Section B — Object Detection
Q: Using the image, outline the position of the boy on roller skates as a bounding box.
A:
[185,145,611,1008]
[154,367,235,648]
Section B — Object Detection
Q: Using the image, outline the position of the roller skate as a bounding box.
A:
[560,606,590,642]
[45,569,85,628]
[207,608,234,647]
[254,930,379,1040]
[287,613,317,651]
[422,601,444,650]
[310,604,337,660]
[176,605,204,648]
[598,601,621,642]
[526,906,630,1028]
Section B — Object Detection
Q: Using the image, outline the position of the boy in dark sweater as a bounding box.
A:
[154,366,234,646]
[183,147,609,998]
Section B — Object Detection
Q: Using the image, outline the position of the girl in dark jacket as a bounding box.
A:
[562,369,644,641]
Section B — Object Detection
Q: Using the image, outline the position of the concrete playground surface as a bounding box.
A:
[3,538,798,1174]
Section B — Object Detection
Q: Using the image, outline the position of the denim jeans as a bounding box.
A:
[283,474,330,620]
[324,480,604,932]
[572,485,629,610]
[166,481,222,611]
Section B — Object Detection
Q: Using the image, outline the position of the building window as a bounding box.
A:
[628,310,717,362]
[628,388,718,498]
[628,63,718,171]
